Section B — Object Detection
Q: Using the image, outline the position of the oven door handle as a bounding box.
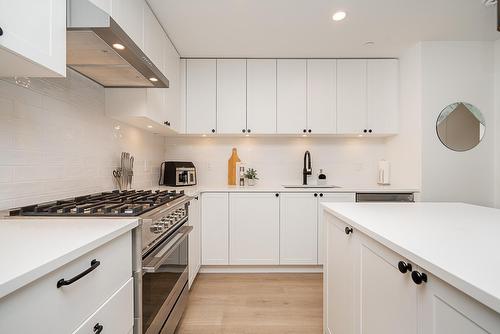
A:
[142,225,193,273]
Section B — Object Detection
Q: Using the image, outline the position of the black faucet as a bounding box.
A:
[303,151,312,185]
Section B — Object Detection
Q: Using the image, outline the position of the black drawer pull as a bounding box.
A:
[0,27,3,36]
[411,271,428,285]
[93,323,103,334]
[398,261,412,274]
[57,259,100,288]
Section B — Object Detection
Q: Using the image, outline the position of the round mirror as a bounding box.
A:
[436,102,485,152]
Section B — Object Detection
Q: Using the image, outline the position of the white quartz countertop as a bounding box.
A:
[155,185,419,194]
[0,218,138,299]
[321,202,500,314]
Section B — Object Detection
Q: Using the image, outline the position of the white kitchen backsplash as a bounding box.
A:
[0,70,164,211]
[164,136,389,188]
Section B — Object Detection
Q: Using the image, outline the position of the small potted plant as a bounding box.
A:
[244,168,259,186]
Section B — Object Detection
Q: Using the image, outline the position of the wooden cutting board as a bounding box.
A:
[228,148,241,185]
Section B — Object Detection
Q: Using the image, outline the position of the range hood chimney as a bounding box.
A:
[66,0,169,88]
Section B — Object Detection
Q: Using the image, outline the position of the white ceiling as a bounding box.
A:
[148,0,499,58]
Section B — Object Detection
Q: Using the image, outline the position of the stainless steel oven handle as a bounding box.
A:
[142,225,193,273]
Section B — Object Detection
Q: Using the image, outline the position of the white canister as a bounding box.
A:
[378,160,391,185]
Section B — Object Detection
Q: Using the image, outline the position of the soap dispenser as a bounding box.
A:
[318,169,327,185]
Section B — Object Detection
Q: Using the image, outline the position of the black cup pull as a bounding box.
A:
[344,227,353,235]
[398,261,412,274]
[411,271,428,285]
[93,323,103,334]
[57,259,100,288]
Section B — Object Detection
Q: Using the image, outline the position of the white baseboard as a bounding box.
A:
[199,265,324,274]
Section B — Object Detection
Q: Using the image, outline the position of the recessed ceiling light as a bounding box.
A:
[149,77,158,82]
[147,125,153,129]
[332,11,347,21]
[112,43,125,50]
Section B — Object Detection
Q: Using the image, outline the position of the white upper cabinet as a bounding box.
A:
[143,4,166,74]
[277,59,307,134]
[111,0,144,49]
[163,36,181,132]
[186,59,217,134]
[0,0,66,77]
[229,193,280,265]
[246,59,277,134]
[307,59,337,134]
[367,59,399,134]
[337,59,367,134]
[217,59,247,134]
[279,193,318,264]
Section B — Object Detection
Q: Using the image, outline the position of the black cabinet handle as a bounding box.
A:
[303,129,307,133]
[164,121,170,126]
[308,129,312,133]
[211,129,215,133]
[275,193,279,197]
[398,261,412,274]
[57,259,100,288]
[368,129,373,133]
[319,193,323,197]
[344,227,353,235]
[247,129,251,133]
[242,129,246,133]
[411,271,428,285]
[0,27,3,36]
[93,323,103,334]
[363,129,367,133]
[314,193,318,197]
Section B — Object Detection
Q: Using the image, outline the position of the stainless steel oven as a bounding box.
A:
[141,222,192,334]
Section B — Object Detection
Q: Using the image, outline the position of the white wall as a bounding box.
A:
[386,44,422,190]
[164,136,396,188]
[0,70,164,211]
[420,42,495,206]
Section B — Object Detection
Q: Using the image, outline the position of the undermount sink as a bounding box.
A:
[282,184,342,189]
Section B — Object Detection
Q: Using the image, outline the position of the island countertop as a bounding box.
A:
[321,202,500,314]
[0,218,138,299]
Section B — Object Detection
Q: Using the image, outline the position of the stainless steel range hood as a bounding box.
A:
[66,0,169,88]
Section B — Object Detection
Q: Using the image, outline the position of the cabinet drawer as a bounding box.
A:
[0,231,132,334]
[73,277,134,334]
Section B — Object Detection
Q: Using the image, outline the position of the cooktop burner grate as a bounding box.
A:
[9,190,184,217]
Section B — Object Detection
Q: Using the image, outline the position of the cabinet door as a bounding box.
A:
[420,271,500,334]
[229,193,280,265]
[111,0,144,49]
[201,193,229,265]
[318,193,355,264]
[324,214,358,334]
[247,59,277,134]
[367,59,399,134]
[337,59,367,134]
[0,0,66,77]
[164,37,181,131]
[188,197,201,288]
[279,193,318,264]
[307,59,337,134]
[143,4,166,74]
[186,59,217,134]
[277,59,307,134]
[217,59,247,134]
[359,236,418,334]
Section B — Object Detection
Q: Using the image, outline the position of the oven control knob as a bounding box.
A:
[150,223,163,234]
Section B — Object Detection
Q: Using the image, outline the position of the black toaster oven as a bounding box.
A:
[159,161,197,187]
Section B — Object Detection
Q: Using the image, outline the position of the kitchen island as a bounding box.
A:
[322,202,500,334]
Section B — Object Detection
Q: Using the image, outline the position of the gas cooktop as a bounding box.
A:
[9,190,185,217]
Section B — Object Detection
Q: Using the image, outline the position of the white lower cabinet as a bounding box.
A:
[201,193,229,265]
[324,214,358,334]
[188,196,201,288]
[323,212,500,334]
[420,272,500,334]
[229,193,280,265]
[279,193,318,264]
[0,231,133,334]
[73,278,134,334]
[318,193,355,264]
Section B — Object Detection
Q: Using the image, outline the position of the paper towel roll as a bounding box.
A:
[378,160,391,185]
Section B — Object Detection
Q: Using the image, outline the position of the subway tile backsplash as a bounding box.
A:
[0,70,164,211]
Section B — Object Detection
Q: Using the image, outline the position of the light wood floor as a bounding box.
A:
[175,273,323,334]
